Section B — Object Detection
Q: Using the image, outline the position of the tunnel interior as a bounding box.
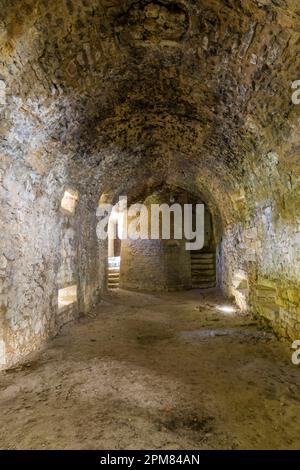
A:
[0,0,300,370]
[107,184,218,292]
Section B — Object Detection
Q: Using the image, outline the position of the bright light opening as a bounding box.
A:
[108,256,121,268]
[61,189,79,215]
[58,285,77,309]
[108,206,124,258]
[216,305,236,314]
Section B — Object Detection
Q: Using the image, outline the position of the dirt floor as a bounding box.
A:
[0,288,300,450]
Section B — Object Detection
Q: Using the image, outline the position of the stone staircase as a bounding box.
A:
[107,257,120,290]
[190,251,216,289]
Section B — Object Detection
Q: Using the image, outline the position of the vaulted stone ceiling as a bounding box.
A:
[1,0,300,220]
[1,0,300,368]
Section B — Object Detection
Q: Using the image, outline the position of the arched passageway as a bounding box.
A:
[1,0,300,451]
[105,185,219,292]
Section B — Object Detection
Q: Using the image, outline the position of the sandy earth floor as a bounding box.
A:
[0,288,300,450]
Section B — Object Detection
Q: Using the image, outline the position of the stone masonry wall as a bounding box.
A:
[119,188,192,292]
[120,238,191,292]
[1,0,300,365]
[220,148,300,340]
[0,156,103,369]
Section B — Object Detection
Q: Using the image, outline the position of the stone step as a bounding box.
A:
[192,277,216,283]
[192,267,215,272]
[191,263,215,269]
[192,268,216,276]
[107,261,120,289]
[192,275,215,280]
[192,282,216,289]
[191,259,214,265]
[191,258,215,263]
[191,257,215,262]
[192,272,215,278]
[191,262,215,267]
[192,278,216,283]
[192,268,215,275]
[191,251,216,288]
[191,265,215,270]
[191,253,214,258]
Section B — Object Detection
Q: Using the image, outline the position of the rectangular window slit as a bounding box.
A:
[61,189,79,215]
[58,285,77,309]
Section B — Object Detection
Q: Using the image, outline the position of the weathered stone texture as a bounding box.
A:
[1,0,300,367]
[120,188,192,291]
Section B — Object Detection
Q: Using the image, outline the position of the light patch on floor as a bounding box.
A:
[0,289,299,450]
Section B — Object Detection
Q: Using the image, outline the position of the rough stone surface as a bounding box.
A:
[0,289,300,450]
[0,0,300,367]
[120,187,193,291]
